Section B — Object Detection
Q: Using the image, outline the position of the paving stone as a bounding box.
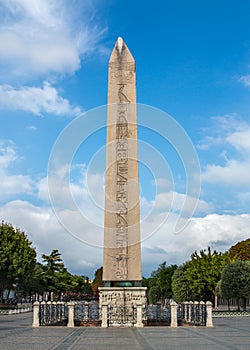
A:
[0,312,250,349]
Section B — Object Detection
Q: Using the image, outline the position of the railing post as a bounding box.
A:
[84,301,89,321]
[61,301,65,320]
[47,301,52,324]
[188,301,193,323]
[194,301,199,325]
[52,301,57,323]
[200,301,205,325]
[183,301,188,322]
[170,301,178,327]
[135,303,143,327]
[101,302,108,328]
[67,302,75,327]
[206,301,213,327]
[32,301,40,327]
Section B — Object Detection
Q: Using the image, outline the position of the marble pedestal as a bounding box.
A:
[99,287,147,327]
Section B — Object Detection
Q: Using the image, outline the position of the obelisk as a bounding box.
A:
[99,37,146,327]
[103,37,142,284]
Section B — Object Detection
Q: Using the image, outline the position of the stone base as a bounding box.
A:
[99,287,147,307]
[99,287,147,327]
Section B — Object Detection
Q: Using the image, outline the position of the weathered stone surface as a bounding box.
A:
[99,287,147,306]
[103,37,141,282]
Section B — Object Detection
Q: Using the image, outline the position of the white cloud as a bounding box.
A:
[203,159,250,186]
[0,141,17,168]
[0,200,101,277]
[201,117,250,187]
[0,0,106,80]
[0,141,248,276]
[0,141,34,198]
[226,128,250,152]
[142,212,250,271]
[1,196,249,277]
[238,75,250,87]
[0,82,81,116]
[153,191,212,215]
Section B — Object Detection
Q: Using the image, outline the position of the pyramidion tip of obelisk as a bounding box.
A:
[117,36,123,53]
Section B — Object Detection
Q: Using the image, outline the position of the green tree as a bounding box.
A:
[172,261,192,302]
[148,285,161,304]
[0,222,36,302]
[220,260,250,311]
[151,262,177,302]
[70,275,92,298]
[228,239,250,261]
[187,247,229,302]
[92,267,103,297]
[41,249,65,301]
[22,262,46,301]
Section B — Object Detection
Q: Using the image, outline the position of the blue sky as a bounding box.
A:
[0,0,250,278]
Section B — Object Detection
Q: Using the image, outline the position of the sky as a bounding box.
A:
[0,0,250,278]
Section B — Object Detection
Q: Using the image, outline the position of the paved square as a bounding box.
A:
[0,313,249,349]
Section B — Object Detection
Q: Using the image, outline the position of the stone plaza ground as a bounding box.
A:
[0,312,249,350]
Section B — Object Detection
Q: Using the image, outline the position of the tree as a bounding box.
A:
[41,249,66,301]
[148,285,161,305]
[144,263,177,304]
[220,260,250,311]
[92,267,103,297]
[172,261,192,302]
[22,262,46,301]
[186,247,229,302]
[228,239,250,261]
[0,222,36,302]
[70,275,92,298]
[151,262,177,303]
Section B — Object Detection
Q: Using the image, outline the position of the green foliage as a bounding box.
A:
[172,248,229,302]
[41,249,70,300]
[0,221,36,301]
[220,260,250,310]
[148,285,161,304]
[228,239,250,261]
[144,262,177,304]
[92,267,103,296]
[172,261,192,302]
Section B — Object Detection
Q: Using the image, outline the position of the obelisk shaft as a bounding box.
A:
[103,37,141,282]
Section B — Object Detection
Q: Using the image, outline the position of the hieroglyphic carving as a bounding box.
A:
[110,70,134,84]
[118,84,130,103]
[114,100,129,279]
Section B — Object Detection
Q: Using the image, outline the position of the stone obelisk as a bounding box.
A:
[103,37,141,284]
[99,38,146,327]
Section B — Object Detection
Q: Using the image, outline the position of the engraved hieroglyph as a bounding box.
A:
[103,37,142,282]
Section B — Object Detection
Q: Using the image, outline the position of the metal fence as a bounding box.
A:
[146,304,171,325]
[108,305,137,326]
[33,300,212,327]
[74,302,99,324]
[178,302,207,326]
[38,301,68,326]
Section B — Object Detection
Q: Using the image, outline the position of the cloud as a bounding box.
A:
[225,128,250,152]
[0,139,248,277]
[0,200,101,276]
[153,191,212,215]
[238,75,250,87]
[142,212,250,272]
[0,0,106,80]
[1,196,249,277]
[203,159,250,186]
[0,82,82,116]
[0,141,34,198]
[201,117,250,187]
